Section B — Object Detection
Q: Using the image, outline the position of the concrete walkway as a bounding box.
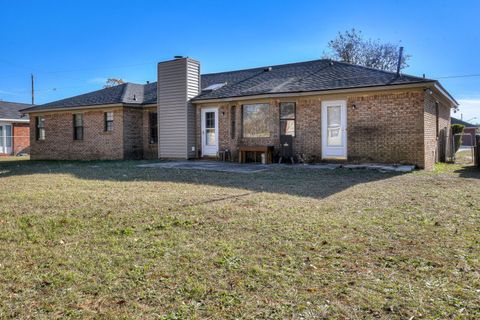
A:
[138,161,415,174]
[138,161,271,173]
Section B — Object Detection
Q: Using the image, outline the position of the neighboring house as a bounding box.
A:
[21,57,458,169]
[0,101,30,156]
[451,117,478,146]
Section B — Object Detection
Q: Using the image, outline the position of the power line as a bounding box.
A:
[0,61,157,80]
[435,74,480,79]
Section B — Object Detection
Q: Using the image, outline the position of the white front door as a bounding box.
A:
[322,100,347,159]
[0,123,13,155]
[201,108,219,156]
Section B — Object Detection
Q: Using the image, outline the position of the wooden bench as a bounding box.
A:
[238,146,274,164]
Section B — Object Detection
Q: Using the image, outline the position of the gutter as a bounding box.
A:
[0,118,30,123]
[20,103,124,114]
[433,81,458,107]
[20,102,156,114]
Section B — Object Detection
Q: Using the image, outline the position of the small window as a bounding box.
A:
[280,102,296,137]
[104,112,114,132]
[435,102,439,138]
[149,112,158,144]
[36,116,45,140]
[230,106,236,139]
[242,103,271,138]
[73,114,84,140]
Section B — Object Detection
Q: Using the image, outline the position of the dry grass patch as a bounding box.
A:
[0,159,479,319]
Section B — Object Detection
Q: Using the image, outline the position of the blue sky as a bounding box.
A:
[1,0,479,122]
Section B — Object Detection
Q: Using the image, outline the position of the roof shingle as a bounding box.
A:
[0,101,31,120]
[22,59,437,112]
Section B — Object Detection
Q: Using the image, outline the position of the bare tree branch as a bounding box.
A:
[104,78,125,88]
[324,29,410,72]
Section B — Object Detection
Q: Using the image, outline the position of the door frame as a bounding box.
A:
[0,122,13,155]
[201,107,219,157]
[321,100,347,160]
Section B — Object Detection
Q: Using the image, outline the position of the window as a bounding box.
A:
[280,102,296,136]
[230,106,236,139]
[36,116,45,140]
[104,112,114,132]
[149,112,158,144]
[242,103,271,138]
[5,125,12,148]
[73,114,84,140]
[435,102,439,138]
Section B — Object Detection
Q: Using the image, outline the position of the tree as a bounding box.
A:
[104,78,125,88]
[324,29,410,72]
[451,124,465,152]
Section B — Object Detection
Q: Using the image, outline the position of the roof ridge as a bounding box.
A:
[202,59,330,76]
[331,60,433,81]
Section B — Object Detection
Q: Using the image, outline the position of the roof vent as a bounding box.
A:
[264,66,272,72]
[133,94,137,101]
[146,81,150,84]
[203,82,227,92]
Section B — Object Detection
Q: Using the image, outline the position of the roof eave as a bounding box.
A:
[191,81,437,104]
[0,118,30,123]
[20,103,125,114]
[433,81,459,108]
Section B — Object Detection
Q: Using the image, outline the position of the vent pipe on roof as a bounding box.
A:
[264,66,272,72]
[396,47,404,77]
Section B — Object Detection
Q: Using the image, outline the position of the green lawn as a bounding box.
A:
[0,158,479,319]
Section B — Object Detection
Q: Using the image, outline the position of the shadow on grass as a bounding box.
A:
[0,159,404,199]
[454,165,480,179]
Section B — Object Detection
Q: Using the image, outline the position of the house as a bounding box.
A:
[21,57,458,169]
[0,101,31,156]
[451,117,478,146]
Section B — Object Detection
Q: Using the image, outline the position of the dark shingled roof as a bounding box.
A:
[23,59,436,112]
[451,117,478,128]
[195,59,433,101]
[0,101,31,120]
[21,83,147,112]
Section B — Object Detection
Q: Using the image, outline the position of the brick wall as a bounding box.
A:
[195,88,431,168]
[424,92,451,169]
[29,107,125,160]
[13,122,30,155]
[122,107,143,159]
[347,91,425,166]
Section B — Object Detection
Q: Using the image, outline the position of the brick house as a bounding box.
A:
[21,58,458,169]
[0,101,31,156]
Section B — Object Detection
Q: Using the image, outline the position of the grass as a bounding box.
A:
[455,149,475,165]
[0,158,479,319]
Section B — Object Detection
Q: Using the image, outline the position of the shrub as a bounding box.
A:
[451,124,465,152]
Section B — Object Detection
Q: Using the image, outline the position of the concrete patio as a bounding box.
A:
[138,161,415,174]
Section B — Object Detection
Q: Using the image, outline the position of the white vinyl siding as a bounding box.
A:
[158,58,200,158]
